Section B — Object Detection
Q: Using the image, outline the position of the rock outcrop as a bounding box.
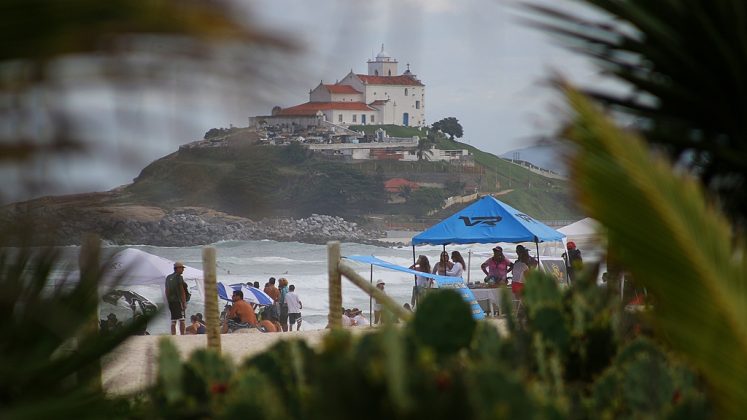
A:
[1,200,387,246]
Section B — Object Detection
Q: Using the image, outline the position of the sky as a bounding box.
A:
[3,0,610,204]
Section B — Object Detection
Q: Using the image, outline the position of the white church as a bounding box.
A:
[257,46,425,127]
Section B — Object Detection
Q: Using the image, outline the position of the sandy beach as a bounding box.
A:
[102,329,331,395]
[102,319,507,395]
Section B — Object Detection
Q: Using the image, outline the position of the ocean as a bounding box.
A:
[52,238,599,334]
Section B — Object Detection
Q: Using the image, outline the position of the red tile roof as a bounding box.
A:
[277,102,374,116]
[324,84,361,94]
[357,74,424,86]
[384,178,420,192]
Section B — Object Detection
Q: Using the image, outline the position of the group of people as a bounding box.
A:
[164,261,303,335]
[406,245,546,307]
[480,244,539,295]
[219,277,303,334]
[341,307,370,327]
[408,251,468,307]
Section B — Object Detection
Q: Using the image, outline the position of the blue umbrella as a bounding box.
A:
[217,281,273,306]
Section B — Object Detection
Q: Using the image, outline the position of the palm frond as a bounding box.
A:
[523,0,747,223]
[564,88,747,417]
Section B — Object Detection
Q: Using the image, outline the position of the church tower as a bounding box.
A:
[367,44,398,76]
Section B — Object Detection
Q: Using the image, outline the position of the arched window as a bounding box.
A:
[404,88,408,96]
[388,70,391,76]
[374,70,379,76]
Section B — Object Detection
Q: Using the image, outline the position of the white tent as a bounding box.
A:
[62,248,203,287]
[557,218,600,245]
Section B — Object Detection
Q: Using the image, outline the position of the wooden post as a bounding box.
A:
[328,241,342,329]
[79,233,102,392]
[202,247,220,352]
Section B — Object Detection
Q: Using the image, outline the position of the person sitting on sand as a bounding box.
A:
[222,290,258,333]
[186,315,206,334]
[341,307,353,327]
[350,308,370,327]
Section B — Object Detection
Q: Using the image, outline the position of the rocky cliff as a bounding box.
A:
[1,194,386,246]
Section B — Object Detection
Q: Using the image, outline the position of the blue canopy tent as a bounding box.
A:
[344,255,485,320]
[410,196,566,305]
[412,195,565,246]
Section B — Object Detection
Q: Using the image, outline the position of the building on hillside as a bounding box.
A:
[250,45,425,128]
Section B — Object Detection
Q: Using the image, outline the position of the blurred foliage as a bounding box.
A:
[0,242,154,419]
[0,0,292,202]
[564,88,746,418]
[144,277,708,419]
[525,0,747,226]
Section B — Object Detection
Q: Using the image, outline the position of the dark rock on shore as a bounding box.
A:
[0,199,387,247]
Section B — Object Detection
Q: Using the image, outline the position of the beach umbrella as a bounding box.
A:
[217,281,273,306]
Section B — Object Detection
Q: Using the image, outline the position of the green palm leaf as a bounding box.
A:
[564,88,747,417]
[524,0,747,224]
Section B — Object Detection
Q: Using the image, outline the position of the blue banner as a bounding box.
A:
[344,255,485,320]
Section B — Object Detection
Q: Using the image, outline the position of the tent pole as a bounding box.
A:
[369,264,373,323]
[535,237,541,265]
[467,250,471,284]
[412,245,418,308]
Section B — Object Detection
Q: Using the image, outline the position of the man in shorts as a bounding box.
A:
[165,262,189,335]
[222,290,258,333]
[285,284,303,331]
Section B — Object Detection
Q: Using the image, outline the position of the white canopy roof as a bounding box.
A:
[63,248,203,287]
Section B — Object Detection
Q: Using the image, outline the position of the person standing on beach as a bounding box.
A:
[563,241,583,282]
[264,277,280,302]
[165,261,189,335]
[448,251,466,278]
[285,284,303,331]
[432,251,453,276]
[515,245,538,268]
[374,279,387,325]
[277,278,290,332]
[409,255,431,308]
[481,246,511,285]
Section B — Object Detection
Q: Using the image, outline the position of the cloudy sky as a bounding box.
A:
[5,0,610,203]
[247,0,605,150]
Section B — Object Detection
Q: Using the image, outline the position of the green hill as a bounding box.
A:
[119,133,581,224]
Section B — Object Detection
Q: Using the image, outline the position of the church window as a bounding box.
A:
[416,101,420,109]
[388,70,391,76]
[352,114,357,123]
[338,114,343,122]
[404,88,408,96]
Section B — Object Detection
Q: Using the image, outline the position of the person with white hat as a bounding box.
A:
[374,279,387,325]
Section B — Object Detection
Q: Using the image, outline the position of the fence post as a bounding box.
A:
[328,241,342,329]
[202,247,221,352]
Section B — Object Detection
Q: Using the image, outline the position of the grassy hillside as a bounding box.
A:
[121,135,581,223]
